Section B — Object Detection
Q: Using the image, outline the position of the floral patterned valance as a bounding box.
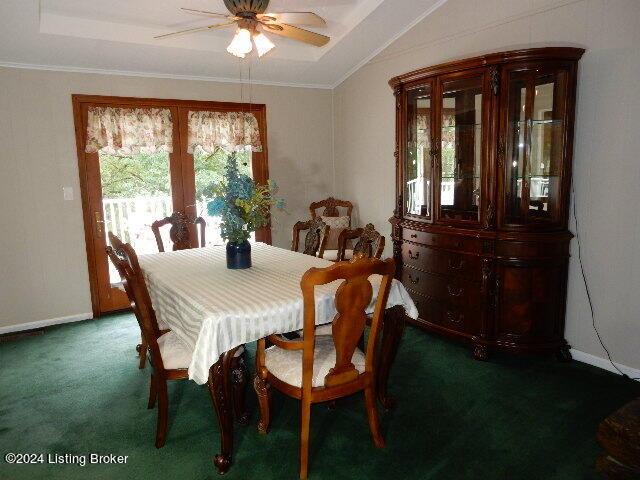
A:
[85,107,173,155]
[187,111,262,154]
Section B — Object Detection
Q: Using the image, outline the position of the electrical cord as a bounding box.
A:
[572,184,638,381]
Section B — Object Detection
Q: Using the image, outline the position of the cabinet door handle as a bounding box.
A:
[448,258,464,270]
[408,274,420,285]
[447,285,463,297]
[446,310,463,324]
[409,250,420,260]
[410,233,418,239]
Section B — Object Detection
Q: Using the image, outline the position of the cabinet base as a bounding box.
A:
[473,344,489,361]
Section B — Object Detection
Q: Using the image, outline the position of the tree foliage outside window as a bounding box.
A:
[99,148,251,199]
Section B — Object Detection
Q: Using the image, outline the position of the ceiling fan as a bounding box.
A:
[155,0,330,58]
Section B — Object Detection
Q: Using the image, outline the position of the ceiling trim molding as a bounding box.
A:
[330,0,449,89]
[0,61,333,90]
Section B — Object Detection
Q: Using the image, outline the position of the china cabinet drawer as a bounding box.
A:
[495,240,570,259]
[401,242,481,282]
[402,229,482,254]
[406,289,481,335]
[400,268,481,308]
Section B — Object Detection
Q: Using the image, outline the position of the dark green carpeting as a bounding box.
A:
[1,314,638,480]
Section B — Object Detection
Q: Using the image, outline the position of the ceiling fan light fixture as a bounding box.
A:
[253,32,275,57]
[226,28,252,57]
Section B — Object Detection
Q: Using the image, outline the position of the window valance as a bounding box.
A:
[187,111,262,154]
[85,106,173,155]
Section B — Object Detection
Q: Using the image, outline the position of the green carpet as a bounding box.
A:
[0,314,638,480]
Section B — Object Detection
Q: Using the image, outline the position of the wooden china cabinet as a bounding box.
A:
[389,47,584,360]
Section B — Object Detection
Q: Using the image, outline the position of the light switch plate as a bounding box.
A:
[63,187,74,201]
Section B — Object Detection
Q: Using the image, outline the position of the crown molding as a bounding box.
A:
[330,0,449,89]
[0,61,334,90]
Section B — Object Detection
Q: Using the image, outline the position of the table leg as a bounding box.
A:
[377,305,406,411]
[231,349,249,425]
[207,346,241,475]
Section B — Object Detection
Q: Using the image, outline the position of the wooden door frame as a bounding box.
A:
[72,94,270,317]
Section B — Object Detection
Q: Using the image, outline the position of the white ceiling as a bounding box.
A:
[0,0,447,88]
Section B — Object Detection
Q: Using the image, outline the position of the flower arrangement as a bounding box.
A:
[204,153,285,244]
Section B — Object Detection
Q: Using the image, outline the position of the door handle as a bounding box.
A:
[95,212,104,235]
[408,250,420,260]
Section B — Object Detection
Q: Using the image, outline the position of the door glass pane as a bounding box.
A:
[193,146,254,245]
[529,73,566,219]
[100,152,172,285]
[405,85,432,217]
[505,70,567,224]
[440,76,482,222]
[505,74,527,223]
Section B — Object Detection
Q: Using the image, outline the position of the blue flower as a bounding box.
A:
[275,198,286,210]
[207,196,226,216]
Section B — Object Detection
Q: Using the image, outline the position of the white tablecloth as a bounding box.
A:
[139,243,418,384]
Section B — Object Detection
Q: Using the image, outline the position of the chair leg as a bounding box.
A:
[364,385,385,448]
[148,374,157,409]
[299,396,312,480]
[155,377,169,448]
[137,336,147,370]
[254,375,272,434]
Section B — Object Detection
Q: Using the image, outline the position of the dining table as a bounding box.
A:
[138,242,418,474]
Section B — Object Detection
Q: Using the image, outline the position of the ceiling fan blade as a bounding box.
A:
[154,22,235,39]
[258,12,326,27]
[261,22,330,47]
[180,8,236,20]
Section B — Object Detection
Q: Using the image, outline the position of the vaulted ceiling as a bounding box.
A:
[0,0,446,88]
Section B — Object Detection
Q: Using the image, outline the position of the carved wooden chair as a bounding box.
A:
[106,232,191,448]
[291,217,330,258]
[151,212,206,252]
[254,254,395,480]
[310,197,354,261]
[107,233,247,447]
[336,223,385,262]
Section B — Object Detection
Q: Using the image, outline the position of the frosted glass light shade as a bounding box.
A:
[253,32,274,57]
[227,28,252,57]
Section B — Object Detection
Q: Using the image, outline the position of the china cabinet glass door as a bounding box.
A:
[436,73,485,224]
[503,66,568,227]
[405,83,434,220]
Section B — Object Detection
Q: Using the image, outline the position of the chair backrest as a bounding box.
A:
[300,255,395,390]
[106,232,166,372]
[309,197,353,225]
[151,212,206,252]
[337,223,385,261]
[291,217,330,258]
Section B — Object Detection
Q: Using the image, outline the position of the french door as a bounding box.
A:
[73,95,269,316]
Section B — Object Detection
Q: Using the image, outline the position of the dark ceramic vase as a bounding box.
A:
[226,240,251,269]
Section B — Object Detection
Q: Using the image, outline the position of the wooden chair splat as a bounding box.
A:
[151,212,206,252]
[291,217,330,258]
[337,223,385,262]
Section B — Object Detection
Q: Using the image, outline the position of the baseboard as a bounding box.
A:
[571,348,640,380]
[0,313,93,335]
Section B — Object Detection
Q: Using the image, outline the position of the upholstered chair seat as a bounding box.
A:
[321,249,353,262]
[157,332,244,370]
[265,337,365,388]
[156,332,193,370]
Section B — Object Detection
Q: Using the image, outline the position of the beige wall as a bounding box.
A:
[0,68,333,330]
[333,0,640,370]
